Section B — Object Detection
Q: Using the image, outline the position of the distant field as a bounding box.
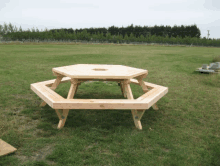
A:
[0,43,219,166]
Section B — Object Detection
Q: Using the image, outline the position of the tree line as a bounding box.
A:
[0,22,220,47]
[50,24,201,39]
[0,23,201,38]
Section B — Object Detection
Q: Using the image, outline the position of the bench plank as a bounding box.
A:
[139,87,168,108]
[31,84,64,108]
[31,78,167,110]
[53,99,148,110]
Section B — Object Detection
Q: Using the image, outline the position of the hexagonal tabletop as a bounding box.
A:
[52,64,148,79]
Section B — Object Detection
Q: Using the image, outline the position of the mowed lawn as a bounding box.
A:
[0,43,219,166]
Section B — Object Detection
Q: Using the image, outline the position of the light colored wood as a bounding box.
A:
[118,82,125,97]
[137,110,146,120]
[123,80,143,130]
[57,109,69,129]
[40,76,64,107]
[57,79,78,129]
[31,79,167,110]
[41,77,71,87]
[130,110,146,130]
[79,79,125,82]
[140,86,168,108]
[152,104,159,110]
[136,87,163,101]
[55,109,62,120]
[53,99,148,109]
[52,71,64,77]
[135,73,148,80]
[67,79,78,99]
[0,139,17,156]
[52,64,148,79]
[31,84,64,108]
[137,77,148,92]
[120,82,127,98]
[31,65,168,130]
[74,83,81,95]
[123,80,133,99]
[40,77,156,88]
[50,76,63,90]
[137,77,159,110]
[130,78,159,89]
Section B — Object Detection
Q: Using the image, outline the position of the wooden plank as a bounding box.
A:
[39,77,71,87]
[78,79,125,82]
[53,99,148,110]
[31,84,64,108]
[134,73,148,79]
[74,83,81,95]
[140,87,168,108]
[67,79,78,99]
[121,82,127,97]
[57,109,69,129]
[52,64,148,79]
[136,87,162,101]
[137,110,146,120]
[52,71,64,77]
[118,82,125,97]
[31,84,55,107]
[55,109,62,120]
[40,76,64,107]
[35,77,134,87]
[0,139,17,156]
[137,78,148,92]
[57,79,78,129]
[130,79,160,89]
[123,81,143,130]
[124,83,133,99]
[50,76,63,90]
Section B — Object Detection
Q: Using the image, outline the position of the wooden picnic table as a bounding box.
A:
[31,64,168,130]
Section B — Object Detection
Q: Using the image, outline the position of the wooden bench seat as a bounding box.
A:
[31,77,168,110]
[31,82,65,108]
[31,75,168,130]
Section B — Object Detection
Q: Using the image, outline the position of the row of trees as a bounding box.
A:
[50,24,201,39]
[1,23,220,47]
[0,23,201,39]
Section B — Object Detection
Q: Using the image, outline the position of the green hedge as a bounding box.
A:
[2,30,220,47]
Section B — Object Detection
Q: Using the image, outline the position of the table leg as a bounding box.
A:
[55,109,62,120]
[57,109,69,129]
[123,80,145,130]
[67,79,78,99]
[74,82,81,96]
[57,78,78,129]
[40,76,64,107]
[118,82,126,98]
[137,77,148,93]
[137,77,159,111]
[152,104,159,110]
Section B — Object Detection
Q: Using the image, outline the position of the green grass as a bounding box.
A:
[0,43,220,166]
[212,55,220,62]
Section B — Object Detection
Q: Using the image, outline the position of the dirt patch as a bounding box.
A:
[17,119,40,132]
[16,145,56,165]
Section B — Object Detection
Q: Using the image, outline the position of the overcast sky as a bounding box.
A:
[1,0,220,39]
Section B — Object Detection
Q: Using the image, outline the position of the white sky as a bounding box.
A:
[1,0,220,39]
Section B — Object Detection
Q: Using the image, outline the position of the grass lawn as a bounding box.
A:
[0,43,220,166]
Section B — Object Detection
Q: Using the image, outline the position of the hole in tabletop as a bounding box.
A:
[92,68,108,71]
